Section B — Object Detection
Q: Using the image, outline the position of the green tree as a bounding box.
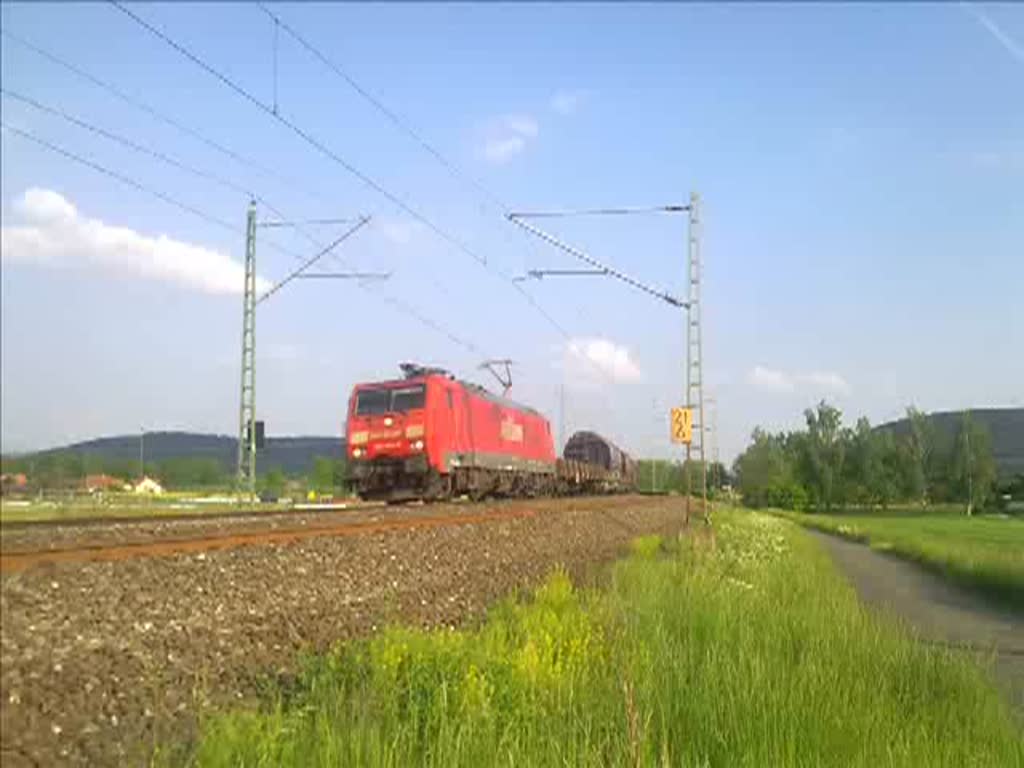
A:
[803,401,846,512]
[952,412,997,515]
[260,467,287,497]
[311,456,342,493]
[905,406,936,504]
[733,428,795,508]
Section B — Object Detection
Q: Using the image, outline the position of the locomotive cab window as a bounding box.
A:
[392,385,426,412]
[355,388,390,415]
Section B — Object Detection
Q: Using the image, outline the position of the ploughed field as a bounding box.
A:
[0,494,690,767]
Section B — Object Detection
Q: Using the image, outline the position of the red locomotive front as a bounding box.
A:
[346,364,556,501]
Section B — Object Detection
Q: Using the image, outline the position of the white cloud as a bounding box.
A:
[962,3,1024,64]
[749,365,796,393]
[748,365,851,396]
[566,337,642,385]
[550,89,590,116]
[481,114,539,164]
[1,188,269,295]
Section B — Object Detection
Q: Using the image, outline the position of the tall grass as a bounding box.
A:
[181,511,1023,767]
[777,510,1024,610]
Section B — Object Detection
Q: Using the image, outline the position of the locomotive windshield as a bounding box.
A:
[355,385,425,415]
[391,386,426,411]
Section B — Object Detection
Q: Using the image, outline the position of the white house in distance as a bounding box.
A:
[133,476,164,495]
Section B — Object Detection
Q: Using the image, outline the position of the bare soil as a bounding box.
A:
[0,495,691,767]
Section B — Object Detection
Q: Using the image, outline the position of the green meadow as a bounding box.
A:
[177,510,1022,767]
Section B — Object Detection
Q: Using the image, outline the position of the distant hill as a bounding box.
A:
[879,408,1024,479]
[28,431,344,476]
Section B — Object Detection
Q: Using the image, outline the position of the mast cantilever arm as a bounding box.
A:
[256,215,371,304]
[506,214,688,308]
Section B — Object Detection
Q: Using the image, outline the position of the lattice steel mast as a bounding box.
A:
[237,200,258,496]
[685,192,708,524]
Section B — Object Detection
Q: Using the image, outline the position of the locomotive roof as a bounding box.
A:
[353,374,546,418]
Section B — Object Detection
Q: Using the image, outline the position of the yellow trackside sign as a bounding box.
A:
[670,407,693,444]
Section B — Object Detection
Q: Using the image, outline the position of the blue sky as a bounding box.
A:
[2,2,1022,462]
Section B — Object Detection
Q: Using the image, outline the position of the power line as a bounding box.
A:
[33,4,609,393]
[0,87,317,265]
[0,28,328,208]
[508,205,690,218]
[258,2,507,213]
[112,1,489,269]
[2,121,242,237]
[111,1,615,388]
[0,41,488,357]
[254,5,629,399]
[2,87,252,199]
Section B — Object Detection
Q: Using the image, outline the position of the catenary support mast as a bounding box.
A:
[237,200,258,496]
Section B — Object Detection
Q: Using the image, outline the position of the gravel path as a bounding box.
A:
[809,530,1024,720]
[1,495,688,767]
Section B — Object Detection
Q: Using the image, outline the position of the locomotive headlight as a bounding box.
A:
[352,447,364,458]
[411,439,424,451]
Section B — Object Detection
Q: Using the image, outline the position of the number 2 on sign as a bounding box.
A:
[670,407,693,444]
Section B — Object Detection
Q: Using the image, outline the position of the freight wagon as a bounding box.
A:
[346,364,636,502]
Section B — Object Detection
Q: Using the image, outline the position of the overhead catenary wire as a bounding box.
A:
[1,33,489,357]
[508,205,690,218]
[0,87,306,263]
[111,1,610,382]
[0,28,329,209]
[2,121,243,237]
[12,9,615,393]
[254,5,634,403]
[111,1,489,268]
[258,2,508,213]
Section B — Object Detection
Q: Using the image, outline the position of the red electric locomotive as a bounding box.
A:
[346,363,557,501]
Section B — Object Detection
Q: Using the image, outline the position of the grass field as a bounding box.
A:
[776,510,1024,610]
[173,510,1023,767]
[0,496,293,525]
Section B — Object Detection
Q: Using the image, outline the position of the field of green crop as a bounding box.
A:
[778,510,1024,610]
[174,510,1023,767]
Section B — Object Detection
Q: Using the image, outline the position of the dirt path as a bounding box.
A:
[808,530,1024,719]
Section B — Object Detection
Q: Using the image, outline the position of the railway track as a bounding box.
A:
[0,501,386,531]
[0,504,541,574]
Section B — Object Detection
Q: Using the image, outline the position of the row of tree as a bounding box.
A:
[733,403,1002,513]
[635,459,731,496]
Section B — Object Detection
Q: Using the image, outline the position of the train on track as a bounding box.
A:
[346,363,636,502]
